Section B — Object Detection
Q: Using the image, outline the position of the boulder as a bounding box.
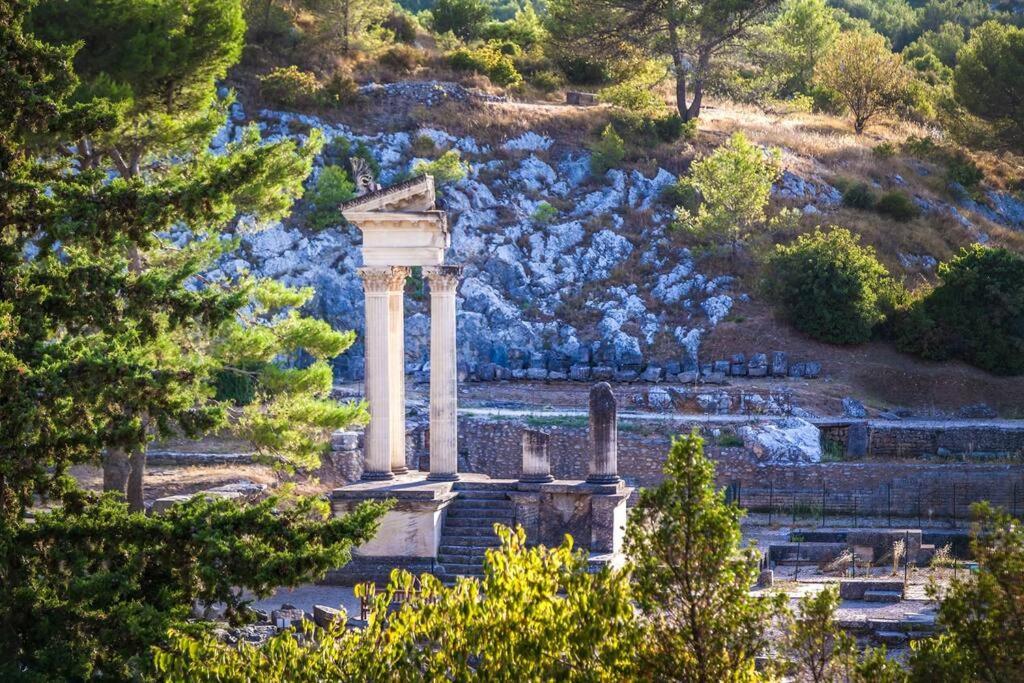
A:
[842,397,867,418]
[641,366,664,383]
[569,364,591,382]
[748,353,768,378]
[804,362,821,379]
[770,351,788,377]
[739,418,822,464]
[313,605,345,628]
[648,387,673,411]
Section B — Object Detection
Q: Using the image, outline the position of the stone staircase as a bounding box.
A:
[435,481,517,582]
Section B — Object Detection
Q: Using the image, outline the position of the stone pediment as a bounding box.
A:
[341,174,450,267]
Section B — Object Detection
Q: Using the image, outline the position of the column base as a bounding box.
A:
[362,471,396,482]
[391,466,409,476]
[519,474,555,484]
[586,474,621,485]
[427,472,460,482]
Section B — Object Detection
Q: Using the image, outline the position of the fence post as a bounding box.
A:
[952,484,957,526]
[768,480,774,526]
[1013,482,1018,519]
[903,528,910,596]
[821,486,827,528]
[853,495,858,528]
[792,493,797,525]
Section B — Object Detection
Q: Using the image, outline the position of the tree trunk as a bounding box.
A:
[668,26,691,120]
[103,447,131,496]
[127,447,145,512]
[686,51,712,121]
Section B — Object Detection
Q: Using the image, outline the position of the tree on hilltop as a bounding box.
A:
[546,0,781,121]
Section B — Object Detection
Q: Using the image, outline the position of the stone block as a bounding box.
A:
[613,369,639,382]
[648,387,673,410]
[771,351,788,376]
[548,371,568,381]
[528,352,545,369]
[676,371,698,384]
[702,371,727,385]
[569,364,591,382]
[494,365,512,381]
[682,355,699,373]
[641,366,664,382]
[730,363,747,377]
[271,607,307,628]
[846,422,869,458]
[574,346,592,365]
[713,360,730,374]
[748,353,767,374]
[566,90,599,106]
[490,344,509,366]
[313,605,345,628]
[591,366,614,380]
[508,348,527,370]
[665,360,682,375]
[457,362,470,382]
[748,366,768,378]
[804,361,821,379]
[477,362,497,381]
[526,367,548,381]
[331,430,359,452]
[788,362,806,378]
[511,368,528,380]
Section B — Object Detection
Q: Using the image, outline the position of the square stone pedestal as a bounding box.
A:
[325,472,456,585]
[509,480,632,555]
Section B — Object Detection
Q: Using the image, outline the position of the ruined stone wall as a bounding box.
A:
[452,417,1024,520]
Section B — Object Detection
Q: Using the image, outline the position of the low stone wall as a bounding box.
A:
[446,416,1024,520]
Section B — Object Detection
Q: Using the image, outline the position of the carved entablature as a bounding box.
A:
[341,175,450,267]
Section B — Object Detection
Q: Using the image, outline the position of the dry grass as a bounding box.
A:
[68,463,308,502]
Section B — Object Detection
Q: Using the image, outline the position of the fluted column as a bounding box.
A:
[425,265,461,481]
[388,266,410,475]
[359,267,407,481]
[587,382,621,485]
[520,429,554,483]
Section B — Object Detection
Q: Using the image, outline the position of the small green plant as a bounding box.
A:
[379,44,423,73]
[891,539,906,575]
[524,414,588,429]
[412,149,468,184]
[946,154,984,189]
[319,72,359,107]
[532,201,558,224]
[873,142,897,158]
[716,432,744,447]
[259,66,320,107]
[529,69,564,93]
[304,165,356,230]
[411,134,437,157]
[820,436,845,462]
[589,124,626,175]
[876,191,920,222]
[448,44,523,86]
[842,182,877,209]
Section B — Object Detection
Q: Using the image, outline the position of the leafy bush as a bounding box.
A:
[448,45,522,86]
[529,69,564,93]
[305,165,356,229]
[383,11,419,44]
[411,134,437,157]
[842,182,877,209]
[946,153,984,189]
[764,227,905,344]
[532,201,558,224]
[259,66,320,108]
[413,149,468,184]
[873,142,897,158]
[896,245,1024,375]
[876,190,920,221]
[555,55,612,85]
[379,45,424,74]
[589,124,626,175]
[214,367,256,405]
[432,0,491,39]
[319,72,360,107]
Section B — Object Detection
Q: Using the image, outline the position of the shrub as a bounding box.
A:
[379,45,423,74]
[319,72,360,107]
[610,111,692,148]
[873,142,897,158]
[946,153,984,189]
[842,182,877,209]
[896,245,1024,375]
[532,201,558,224]
[764,227,905,344]
[589,124,626,175]
[305,165,356,230]
[876,190,920,221]
[411,134,437,157]
[413,149,468,184]
[432,0,490,39]
[448,45,522,87]
[382,11,419,44]
[259,66,320,108]
[529,69,564,93]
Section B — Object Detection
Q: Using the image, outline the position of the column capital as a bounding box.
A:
[424,265,463,292]
[359,266,410,292]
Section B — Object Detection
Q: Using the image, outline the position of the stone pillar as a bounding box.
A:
[425,266,461,481]
[358,267,407,481]
[388,266,410,475]
[587,382,620,485]
[520,429,554,483]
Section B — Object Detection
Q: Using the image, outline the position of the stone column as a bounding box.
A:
[587,382,621,485]
[520,429,554,483]
[358,267,406,481]
[425,266,461,481]
[388,266,410,475]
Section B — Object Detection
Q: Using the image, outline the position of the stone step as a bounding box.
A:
[440,532,503,548]
[441,525,505,538]
[436,562,487,577]
[873,631,908,646]
[453,481,517,492]
[446,505,514,518]
[863,590,903,603]
[452,490,511,501]
[437,552,488,565]
[444,515,513,529]
[450,499,514,512]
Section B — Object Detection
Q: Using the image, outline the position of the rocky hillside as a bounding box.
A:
[200,82,1024,412]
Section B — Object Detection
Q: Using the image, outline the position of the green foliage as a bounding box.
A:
[814,29,910,133]
[908,503,1024,680]
[305,165,356,230]
[588,124,626,175]
[673,132,781,253]
[953,21,1024,150]
[764,227,905,344]
[260,66,320,108]
[782,586,856,681]
[448,43,523,86]
[413,149,469,184]
[896,245,1024,375]
[873,142,898,157]
[432,0,491,39]
[529,69,565,92]
[842,181,878,209]
[876,190,920,221]
[379,44,425,73]
[612,111,694,148]
[828,0,919,48]
[383,10,420,43]
[319,71,361,107]
[532,201,558,224]
[0,491,386,680]
[480,2,546,49]
[153,525,641,680]
[626,431,786,681]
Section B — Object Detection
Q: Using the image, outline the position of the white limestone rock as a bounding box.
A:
[740,418,822,464]
[701,295,733,325]
[627,168,675,209]
[513,154,558,194]
[577,230,633,281]
[502,132,553,152]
